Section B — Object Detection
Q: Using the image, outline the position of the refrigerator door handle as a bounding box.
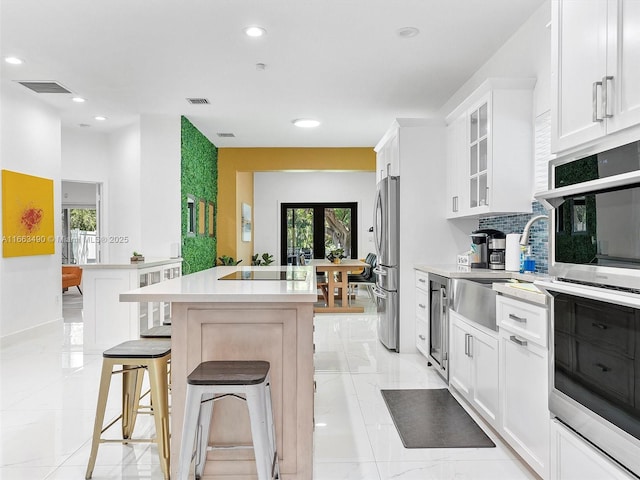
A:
[373,266,386,276]
[372,286,387,299]
[373,187,384,259]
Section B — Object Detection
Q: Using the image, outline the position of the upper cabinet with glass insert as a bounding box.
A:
[445,78,536,219]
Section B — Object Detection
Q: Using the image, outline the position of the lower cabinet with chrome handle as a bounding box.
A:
[497,294,549,479]
[449,309,499,428]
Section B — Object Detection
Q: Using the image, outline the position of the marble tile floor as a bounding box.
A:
[0,291,537,479]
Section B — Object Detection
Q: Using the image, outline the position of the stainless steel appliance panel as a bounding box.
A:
[537,279,640,477]
[373,175,399,268]
[427,274,449,382]
[372,285,398,350]
[373,175,400,351]
[373,264,398,291]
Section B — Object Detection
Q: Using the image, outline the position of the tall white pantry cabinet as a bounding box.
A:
[375,119,474,353]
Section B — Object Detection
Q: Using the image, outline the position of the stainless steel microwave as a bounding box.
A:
[537,139,640,291]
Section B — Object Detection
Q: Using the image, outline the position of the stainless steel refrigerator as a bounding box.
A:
[372,175,399,351]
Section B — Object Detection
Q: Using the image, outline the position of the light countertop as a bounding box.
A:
[414,264,549,306]
[119,265,318,303]
[82,257,183,270]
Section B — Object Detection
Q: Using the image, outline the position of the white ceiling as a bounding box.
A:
[1,0,545,147]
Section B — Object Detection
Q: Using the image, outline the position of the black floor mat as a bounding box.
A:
[381,388,495,449]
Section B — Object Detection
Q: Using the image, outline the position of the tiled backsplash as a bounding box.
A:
[478,202,549,273]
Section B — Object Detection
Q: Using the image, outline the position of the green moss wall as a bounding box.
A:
[181,116,217,274]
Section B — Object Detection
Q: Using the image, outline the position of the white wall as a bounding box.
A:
[0,80,63,337]
[61,127,109,181]
[62,115,181,263]
[440,0,551,118]
[107,123,142,262]
[253,171,376,264]
[139,115,181,259]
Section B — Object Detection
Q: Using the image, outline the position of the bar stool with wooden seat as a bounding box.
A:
[85,339,172,480]
[177,360,280,480]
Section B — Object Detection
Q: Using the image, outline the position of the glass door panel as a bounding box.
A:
[479,103,488,137]
[479,173,488,207]
[470,110,478,143]
[470,178,478,208]
[281,203,358,264]
[324,208,352,258]
[470,144,478,175]
[479,138,488,172]
[285,208,314,265]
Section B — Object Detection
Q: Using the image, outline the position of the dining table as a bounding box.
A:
[309,258,370,313]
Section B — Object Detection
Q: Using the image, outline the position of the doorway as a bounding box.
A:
[280,202,358,265]
[61,181,103,264]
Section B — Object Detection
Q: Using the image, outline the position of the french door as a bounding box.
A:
[280,203,358,265]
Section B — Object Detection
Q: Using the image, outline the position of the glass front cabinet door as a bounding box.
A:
[469,98,489,210]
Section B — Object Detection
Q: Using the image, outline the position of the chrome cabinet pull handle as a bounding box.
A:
[510,335,528,347]
[593,80,604,122]
[418,334,426,341]
[592,322,608,330]
[418,303,426,309]
[418,278,426,283]
[602,76,614,118]
[595,363,610,372]
[468,335,473,358]
[464,333,469,356]
[508,313,527,323]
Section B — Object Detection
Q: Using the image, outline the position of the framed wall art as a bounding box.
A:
[2,169,55,257]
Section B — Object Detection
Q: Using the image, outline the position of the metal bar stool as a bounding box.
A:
[177,360,280,480]
[140,325,172,338]
[85,339,172,480]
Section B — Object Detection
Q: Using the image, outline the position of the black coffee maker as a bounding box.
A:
[470,229,506,269]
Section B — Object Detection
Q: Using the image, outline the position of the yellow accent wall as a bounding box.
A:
[217,148,375,260]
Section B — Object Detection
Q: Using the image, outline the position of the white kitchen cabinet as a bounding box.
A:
[375,124,399,182]
[83,259,182,353]
[550,419,635,480]
[552,0,640,153]
[449,309,499,428]
[445,113,466,216]
[415,270,429,357]
[498,295,549,479]
[445,78,535,219]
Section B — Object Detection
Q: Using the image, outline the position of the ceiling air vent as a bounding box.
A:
[217,133,236,138]
[17,81,72,94]
[186,98,210,105]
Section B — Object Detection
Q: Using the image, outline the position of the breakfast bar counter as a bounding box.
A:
[120,265,317,479]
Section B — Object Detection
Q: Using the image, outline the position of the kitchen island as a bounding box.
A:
[120,265,317,480]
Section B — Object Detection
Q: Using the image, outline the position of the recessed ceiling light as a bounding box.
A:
[293,119,320,128]
[72,97,86,103]
[94,116,107,121]
[4,56,24,65]
[396,27,420,38]
[244,26,266,37]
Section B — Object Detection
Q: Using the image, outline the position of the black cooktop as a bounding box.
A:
[219,270,307,281]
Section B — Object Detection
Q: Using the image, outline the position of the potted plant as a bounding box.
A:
[251,253,274,266]
[327,247,345,264]
[217,255,242,266]
[130,251,145,263]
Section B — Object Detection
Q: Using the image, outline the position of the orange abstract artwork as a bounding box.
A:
[2,169,55,257]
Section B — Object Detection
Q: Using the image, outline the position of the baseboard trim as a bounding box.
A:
[0,317,63,348]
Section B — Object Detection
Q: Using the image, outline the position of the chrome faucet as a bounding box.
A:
[519,215,548,246]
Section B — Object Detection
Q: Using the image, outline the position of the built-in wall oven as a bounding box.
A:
[537,138,640,477]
